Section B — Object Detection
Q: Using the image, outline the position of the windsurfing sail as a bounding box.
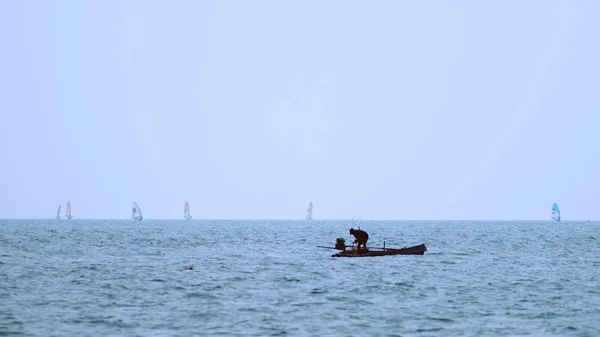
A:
[132,202,143,221]
[184,201,192,220]
[65,201,73,219]
[306,202,313,220]
[56,205,61,219]
[551,203,561,222]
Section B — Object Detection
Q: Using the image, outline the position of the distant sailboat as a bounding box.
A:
[184,201,192,220]
[56,205,61,220]
[551,203,561,222]
[65,201,73,219]
[306,202,313,220]
[132,202,143,221]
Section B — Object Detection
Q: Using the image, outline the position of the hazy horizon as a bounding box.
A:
[1,1,599,220]
[1,214,595,222]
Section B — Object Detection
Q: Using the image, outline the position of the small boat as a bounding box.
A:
[331,244,427,257]
[56,204,61,220]
[318,237,427,258]
[306,202,313,220]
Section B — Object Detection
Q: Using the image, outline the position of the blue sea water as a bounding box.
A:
[1,219,599,337]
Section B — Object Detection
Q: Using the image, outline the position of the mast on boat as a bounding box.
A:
[56,205,61,220]
[184,201,192,220]
[65,201,73,219]
[306,202,313,220]
[551,203,561,222]
[132,202,143,221]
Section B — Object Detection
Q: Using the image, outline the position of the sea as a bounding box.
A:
[1,219,599,337]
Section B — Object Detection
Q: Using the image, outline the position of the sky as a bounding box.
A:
[0,0,599,220]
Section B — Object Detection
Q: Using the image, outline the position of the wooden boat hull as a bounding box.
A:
[331,243,427,258]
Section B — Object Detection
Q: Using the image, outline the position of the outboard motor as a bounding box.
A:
[335,238,346,250]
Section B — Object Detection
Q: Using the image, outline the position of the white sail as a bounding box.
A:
[306,202,313,220]
[65,201,73,219]
[132,202,143,221]
[184,201,192,220]
[56,205,61,219]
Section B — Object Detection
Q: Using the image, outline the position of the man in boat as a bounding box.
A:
[349,228,369,250]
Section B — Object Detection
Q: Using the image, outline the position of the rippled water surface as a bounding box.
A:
[1,219,600,336]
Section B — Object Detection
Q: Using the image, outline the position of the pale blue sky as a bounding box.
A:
[0,0,598,220]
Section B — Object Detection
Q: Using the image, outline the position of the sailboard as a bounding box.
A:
[56,205,61,220]
[132,202,143,221]
[65,201,73,219]
[184,201,192,220]
[306,202,313,220]
[551,203,561,222]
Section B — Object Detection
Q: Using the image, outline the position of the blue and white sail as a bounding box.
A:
[306,202,313,220]
[551,203,561,222]
[56,205,61,220]
[132,202,143,221]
